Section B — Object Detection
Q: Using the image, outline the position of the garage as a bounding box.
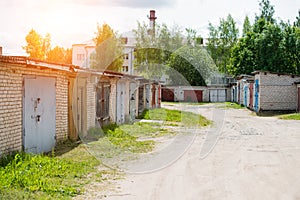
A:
[184,90,203,102]
[209,89,226,102]
[162,88,174,102]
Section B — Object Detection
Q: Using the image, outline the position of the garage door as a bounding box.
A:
[184,90,203,102]
[209,89,226,102]
[162,88,174,102]
[23,76,56,153]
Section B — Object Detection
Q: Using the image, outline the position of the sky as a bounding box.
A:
[0,0,299,55]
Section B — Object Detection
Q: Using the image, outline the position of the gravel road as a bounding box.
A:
[83,103,300,200]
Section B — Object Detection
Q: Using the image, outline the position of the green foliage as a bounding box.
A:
[167,45,216,86]
[140,108,211,127]
[133,22,184,80]
[105,128,155,153]
[242,16,252,37]
[279,113,300,120]
[207,14,239,73]
[91,23,124,71]
[220,102,245,109]
[0,152,97,198]
[258,0,275,24]
[229,0,300,76]
[133,22,213,85]
[295,10,300,27]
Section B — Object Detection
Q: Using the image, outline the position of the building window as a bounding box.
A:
[77,54,85,61]
[122,37,128,44]
[124,54,129,60]
[123,66,129,72]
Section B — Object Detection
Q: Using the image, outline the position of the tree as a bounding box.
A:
[91,23,123,71]
[258,0,275,24]
[242,16,252,37]
[47,46,72,64]
[167,45,217,86]
[23,29,73,64]
[295,10,300,27]
[133,22,185,79]
[23,29,51,60]
[228,32,257,76]
[134,21,217,84]
[256,23,285,72]
[207,14,239,73]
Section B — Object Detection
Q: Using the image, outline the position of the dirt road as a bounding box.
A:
[89,104,300,200]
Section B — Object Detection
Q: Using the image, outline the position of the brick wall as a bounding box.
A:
[86,76,96,130]
[0,61,70,154]
[256,72,300,111]
[109,78,118,123]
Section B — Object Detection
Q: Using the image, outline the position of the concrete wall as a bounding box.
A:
[255,72,300,111]
[0,61,70,154]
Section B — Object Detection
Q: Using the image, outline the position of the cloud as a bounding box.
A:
[71,0,175,8]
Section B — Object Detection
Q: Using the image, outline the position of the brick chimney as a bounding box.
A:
[148,10,157,37]
[0,46,2,55]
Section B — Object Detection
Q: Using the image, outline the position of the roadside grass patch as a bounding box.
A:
[0,148,100,199]
[220,102,245,109]
[162,101,209,106]
[106,127,155,153]
[86,124,155,154]
[278,113,300,120]
[139,108,211,127]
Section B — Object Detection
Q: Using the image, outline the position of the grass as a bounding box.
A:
[278,113,300,120]
[0,144,101,200]
[219,102,245,109]
[85,123,156,154]
[120,122,173,138]
[162,101,210,106]
[0,108,211,199]
[139,108,211,127]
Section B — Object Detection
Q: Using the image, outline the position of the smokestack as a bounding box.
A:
[149,10,157,30]
[148,10,157,37]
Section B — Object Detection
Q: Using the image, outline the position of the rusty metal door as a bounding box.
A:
[151,84,156,107]
[23,76,56,153]
[96,82,110,127]
[249,83,254,109]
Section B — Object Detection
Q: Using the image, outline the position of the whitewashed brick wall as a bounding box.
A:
[256,72,300,111]
[109,78,118,123]
[86,76,96,130]
[0,62,69,154]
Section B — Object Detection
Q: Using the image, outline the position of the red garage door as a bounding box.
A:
[184,90,203,102]
[162,88,174,102]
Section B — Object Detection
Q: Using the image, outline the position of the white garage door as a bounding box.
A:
[209,89,226,102]
[23,76,56,153]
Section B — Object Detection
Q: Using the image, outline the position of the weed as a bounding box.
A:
[220,102,245,109]
[0,145,100,199]
[278,113,300,120]
[140,108,211,127]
